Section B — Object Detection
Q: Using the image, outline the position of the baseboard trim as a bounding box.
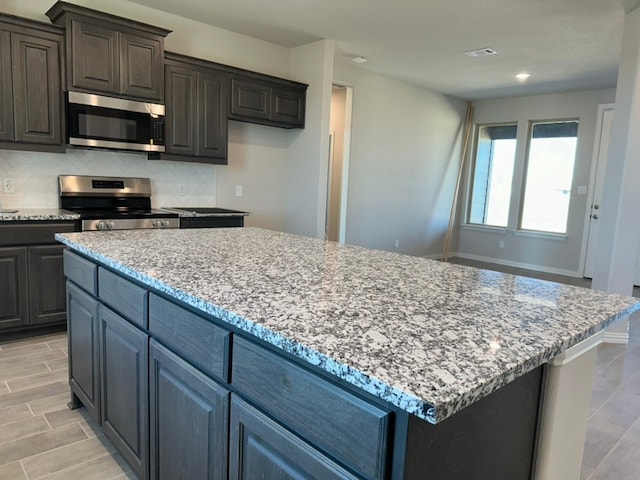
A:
[445,252,581,278]
[603,331,629,345]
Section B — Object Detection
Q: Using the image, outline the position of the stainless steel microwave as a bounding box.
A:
[66,91,165,153]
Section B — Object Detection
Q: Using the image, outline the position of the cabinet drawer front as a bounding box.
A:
[63,249,97,295]
[0,222,77,246]
[149,294,230,382]
[230,395,359,480]
[98,268,148,329]
[232,337,390,480]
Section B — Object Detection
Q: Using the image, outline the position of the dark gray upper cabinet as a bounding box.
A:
[150,52,228,164]
[230,74,306,129]
[46,1,170,102]
[0,15,64,151]
[0,29,13,143]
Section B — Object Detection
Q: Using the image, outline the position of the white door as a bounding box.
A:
[583,105,614,279]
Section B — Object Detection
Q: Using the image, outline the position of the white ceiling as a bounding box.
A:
[128,0,634,100]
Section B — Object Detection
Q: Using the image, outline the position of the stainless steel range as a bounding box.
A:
[59,175,179,231]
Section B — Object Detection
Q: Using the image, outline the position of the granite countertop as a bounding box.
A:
[55,227,640,424]
[0,208,80,221]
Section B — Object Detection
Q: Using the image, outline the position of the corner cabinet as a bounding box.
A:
[46,1,170,102]
[150,53,228,164]
[230,74,307,129]
[0,15,64,152]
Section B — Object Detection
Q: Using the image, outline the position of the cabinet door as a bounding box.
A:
[164,64,197,156]
[0,247,28,330]
[11,32,62,145]
[198,70,228,159]
[28,245,66,325]
[66,280,100,422]
[230,78,270,121]
[150,340,229,480]
[229,395,358,480]
[0,30,13,142]
[120,32,163,101]
[70,19,119,94]
[101,306,149,480]
[271,87,305,128]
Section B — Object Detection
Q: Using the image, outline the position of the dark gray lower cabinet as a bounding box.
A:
[229,395,358,480]
[149,340,229,480]
[0,222,78,335]
[28,245,66,325]
[100,305,149,480]
[0,247,28,330]
[66,280,100,422]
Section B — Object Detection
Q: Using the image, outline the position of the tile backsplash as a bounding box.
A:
[0,148,217,209]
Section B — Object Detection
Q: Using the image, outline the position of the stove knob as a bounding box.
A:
[162,220,170,227]
[152,220,160,228]
[106,221,114,229]
[96,221,106,230]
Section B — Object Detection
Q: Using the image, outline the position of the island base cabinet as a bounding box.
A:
[149,340,229,480]
[229,395,360,480]
[100,305,149,480]
[66,281,100,422]
[402,365,543,480]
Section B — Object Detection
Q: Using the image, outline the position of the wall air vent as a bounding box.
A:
[464,48,498,58]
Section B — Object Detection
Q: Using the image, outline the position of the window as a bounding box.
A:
[520,121,578,234]
[468,124,517,227]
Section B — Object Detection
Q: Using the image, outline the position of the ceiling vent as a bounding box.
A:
[464,48,498,58]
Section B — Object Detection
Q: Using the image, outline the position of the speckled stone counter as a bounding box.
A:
[55,227,640,424]
[0,208,79,221]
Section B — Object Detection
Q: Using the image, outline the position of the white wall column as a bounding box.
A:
[286,40,335,238]
[592,5,640,342]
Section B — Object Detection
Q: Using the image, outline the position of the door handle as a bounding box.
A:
[592,214,599,220]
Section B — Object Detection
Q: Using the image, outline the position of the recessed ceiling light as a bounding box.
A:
[515,72,531,81]
[352,55,368,64]
[464,47,498,58]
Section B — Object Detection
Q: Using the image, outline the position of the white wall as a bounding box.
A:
[286,40,335,238]
[327,86,347,241]
[333,62,467,257]
[215,121,296,231]
[456,88,616,275]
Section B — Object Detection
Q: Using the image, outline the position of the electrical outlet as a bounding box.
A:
[3,178,15,194]
[394,239,399,248]
[178,184,186,196]
[499,240,505,249]
[235,185,243,197]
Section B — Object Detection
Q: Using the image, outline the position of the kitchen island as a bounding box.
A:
[56,227,640,480]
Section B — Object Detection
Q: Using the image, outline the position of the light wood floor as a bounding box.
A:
[1,258,639,479]
[0,333,133,480]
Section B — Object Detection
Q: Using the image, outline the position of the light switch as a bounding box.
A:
[235,185,243,197]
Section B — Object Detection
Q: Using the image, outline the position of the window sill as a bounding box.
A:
[513,230,567,241]
[461,224,508,234]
